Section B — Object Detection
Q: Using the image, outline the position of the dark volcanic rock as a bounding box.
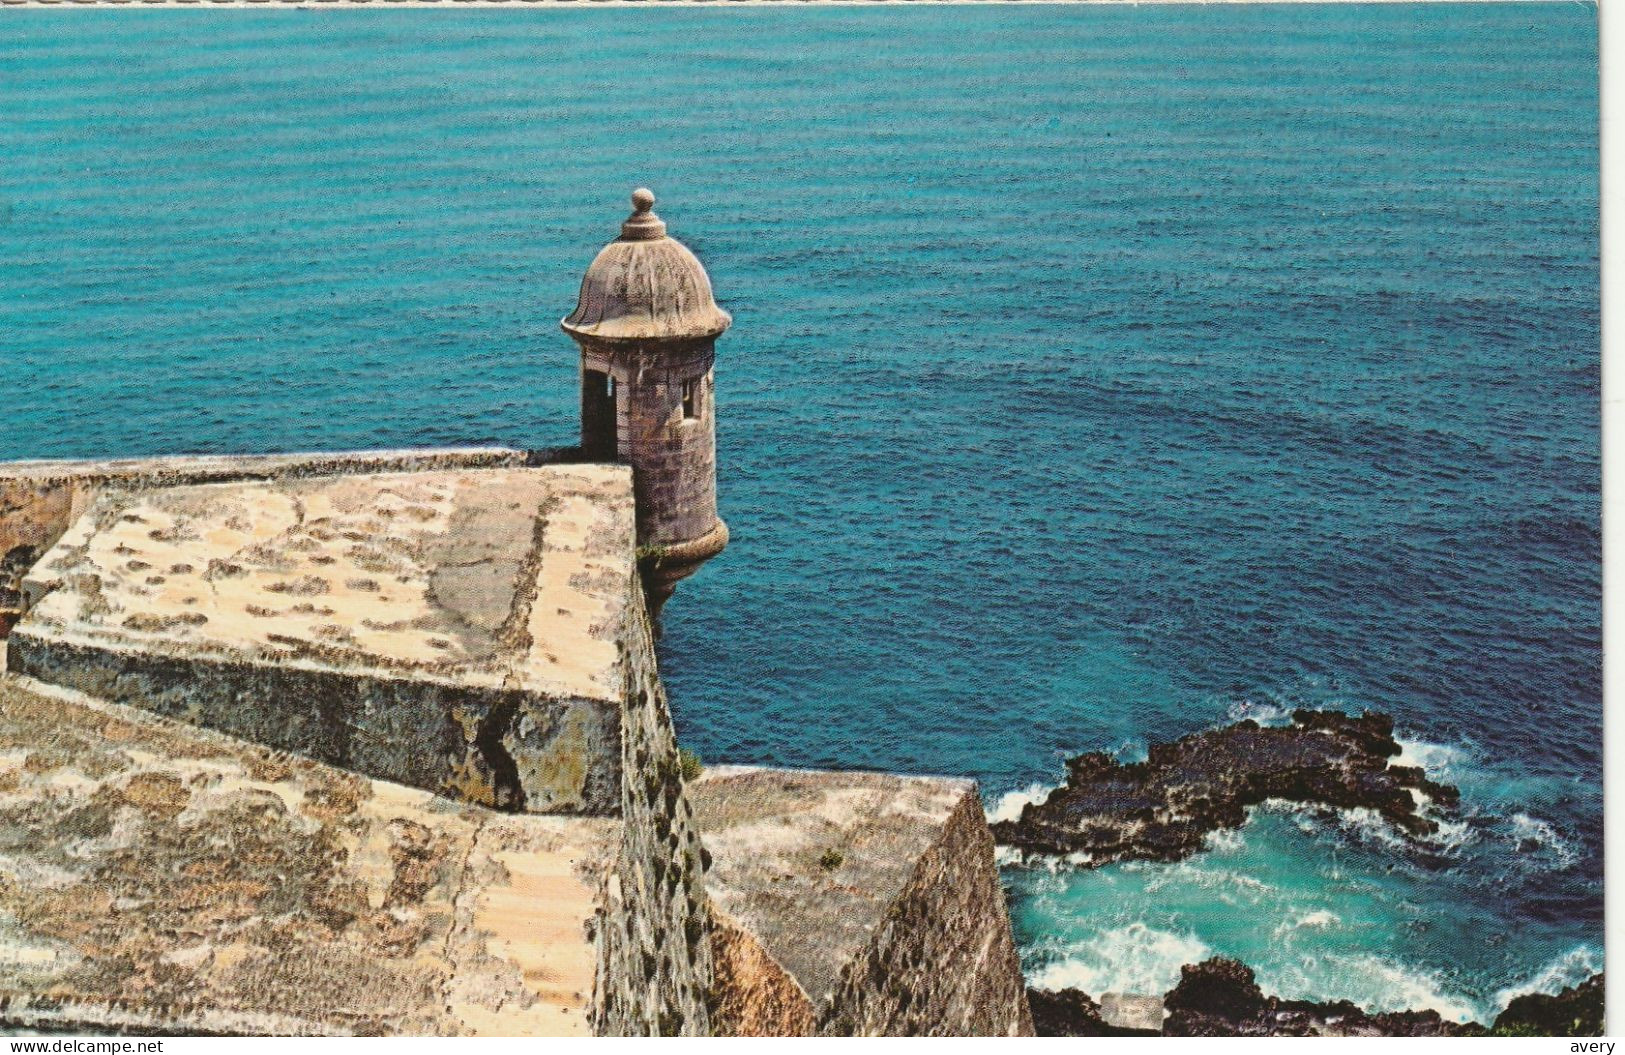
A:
[1493,974,1604,1037]
[1164,956,1267,1023]
[1029,960,1601,1038]
[1026,987,1107,1036]
[1162,958,1486,1037]
[990,709,1459,866]
[1027,988,1158,1037]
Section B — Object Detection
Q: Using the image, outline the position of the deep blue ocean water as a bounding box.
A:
[0,5,1599,1025]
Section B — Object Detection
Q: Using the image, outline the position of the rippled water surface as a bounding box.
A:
[0,5,1599,1024]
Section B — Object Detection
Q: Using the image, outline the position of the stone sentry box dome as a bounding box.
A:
[563,189,730,618]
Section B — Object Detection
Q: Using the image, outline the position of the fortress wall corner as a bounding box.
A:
[820,785,1035,1036]
[708,910,819,1036]
[0,478,80,613]
[688,768,1034,1038]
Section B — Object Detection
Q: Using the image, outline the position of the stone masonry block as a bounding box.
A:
[8,466,635,815]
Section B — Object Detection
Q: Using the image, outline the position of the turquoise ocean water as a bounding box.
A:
[0,6,1599,1025]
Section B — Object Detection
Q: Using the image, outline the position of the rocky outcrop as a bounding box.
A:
[991,710,1458,865]
[1161,958,1610,1037]
[1030,960,1606,1038]
[1162,958,1485,1037]
[1492,973,1604,1037]
[1030,958,1480,1038]
[1050,957,1606,1038]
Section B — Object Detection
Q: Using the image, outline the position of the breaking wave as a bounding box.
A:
[987,782,1054,824]
[1393,737,1471,781]
[1028,923,1211,997]
[1322,806,1410,851]
[1270,909,1340,940]
[1265,952,1480,1024]
[1134,857,1275,898]
[1224,698,1294,727]
[1505,812,1579,871]
[1201,826,1247,854]
[997,722,1596,1024]
[1491,946,1601,1013]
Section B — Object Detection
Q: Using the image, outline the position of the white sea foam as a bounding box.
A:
[1298,908,1340,929]
[1333,806,1410,851]
[1112,739,1149,764]
[1270,909,1341,941]
[1264,791,1475,860]
[1507,812,1579,869]
[1300,800,1471,857]
[1267,953,1480,1024]
[1393,737,1470,780]
[1028,923,1210,997]
[1202,826,1246,854]
[997,846,1091,875]
[1144,860,1274,898]
[1427,816,1476,853]
[988,782,1054,824]
[1491,945,1601,1012]
[1225,698,1293,727]
[992,845,1024,868]
[1332,954,1480,1024]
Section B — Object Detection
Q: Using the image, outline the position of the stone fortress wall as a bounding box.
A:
[0,448,548,629]
[593,580,715,1036]
[9,464,632,814]
[691,767,1034,1036]
[0,451,1032,1037]
[821,784,1033,1034]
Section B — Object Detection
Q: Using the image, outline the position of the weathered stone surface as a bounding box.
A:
[709,911,818,1037]
[689,767,1033,1037]
[0,672,615,1036]
[561,190,731,344]
[589,584,714,1036]
[0,448,543,626]
[9,466,633,814]
[991,710,1460,866]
